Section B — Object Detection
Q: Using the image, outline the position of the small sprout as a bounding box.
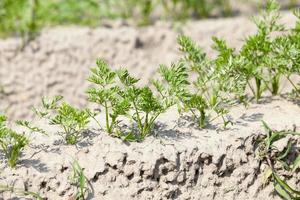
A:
[0,184,43,200]
[0,114,28,168]
[50,103,90,145]
[16,120,47,135]
[33,96,89,145]
[69,160,89,200]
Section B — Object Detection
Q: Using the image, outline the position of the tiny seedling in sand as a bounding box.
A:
[257,121,300,199]
[16,119,47,135]
[0,114,28,168]
[69,160,89,200]
[0,184,43,200]
[34,96,90,145]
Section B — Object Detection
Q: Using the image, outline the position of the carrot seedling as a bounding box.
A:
[0,114,28,168]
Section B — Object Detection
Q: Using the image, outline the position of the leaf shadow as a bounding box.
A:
[19,158,49,173]
[76,130,99,148]
[239,112,264,123]
[280,93,300,107]
[153,121,197,141]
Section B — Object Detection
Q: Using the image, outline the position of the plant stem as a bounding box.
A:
[255,77,262,102]
[199,109,206,128]
[132,100,143,132]
[271,74,280,95]
[142,112,149,138]
[287,76,299,91]
[104,101,111,134]
[247,80,256,97]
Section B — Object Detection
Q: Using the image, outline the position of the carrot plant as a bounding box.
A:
[159,35,244,128]
[87,59,172,141]
[275,8,300,97]
[87,59,130,135]
[16,119,47,135]
[239,0,285,101]
[0,114,28,168]
[118,69,172,140]
[257,121,300,199]
[33,96,90,145]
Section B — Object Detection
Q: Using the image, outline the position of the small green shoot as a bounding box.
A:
[0,184,43,200]
[69,160,89,200]
[16,119,47,135]
[87,59,172,141]
[0,114,28,168]
[34,96,90,145]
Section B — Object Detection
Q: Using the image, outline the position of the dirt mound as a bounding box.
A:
[1,98,300,199]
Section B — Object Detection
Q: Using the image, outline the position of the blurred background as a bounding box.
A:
[0,0,299,120]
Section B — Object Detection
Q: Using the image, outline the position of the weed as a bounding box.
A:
[34,96,90,145]
[0,184,43,200]
[0,114,28,168]
[69,160,89,200]
[257,121,300,199]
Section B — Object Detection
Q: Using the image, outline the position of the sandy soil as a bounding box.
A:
[0,12,300,200]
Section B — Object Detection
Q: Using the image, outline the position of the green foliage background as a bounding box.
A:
[2,0,298,39]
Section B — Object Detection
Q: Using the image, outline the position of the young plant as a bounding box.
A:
[160,35,243,128]
[87,59,130,135]
[0,184,43,200]
[0,114,28,168]
[34,96,90,145]
[87,59,172,141]
[69,160,89,200]
[257,121,300,199]
[239,0,285,101]
[16,119,47,135]
[118,69,172,140]
[274,8,300,98]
